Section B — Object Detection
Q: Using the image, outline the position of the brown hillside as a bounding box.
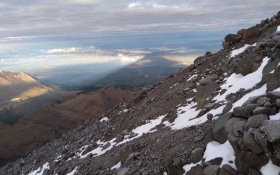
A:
[58,86,138,117]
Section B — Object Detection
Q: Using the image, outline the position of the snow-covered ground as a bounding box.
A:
[230,43,256,58]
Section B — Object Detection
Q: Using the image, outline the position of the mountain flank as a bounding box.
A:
[0,86,137,168]
[1,11,280,175]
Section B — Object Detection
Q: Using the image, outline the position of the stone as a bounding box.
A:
[204,165,220,175]
[186,165,205,175]
[207,113,214,121]
[222,164,239,175]
[255,56,263,63]
[199,76,214,86]
[235,150,269,174]
[213,113,233,144]
[219,169,231,175]
[225,117,247,134]
[227,133,241,154]
[248,168,262,175]
[223,103,233,114]
[246,114,268,129]
[206,157,223,166]
[236,55,256,76]
[119,144,136,165]
[252,107,272,115]
[116,134,124,143]
[276,99,280,107]
[243,132,263,154]
[262,58,280,75]
[165,156,185,175]
[195,82,219,109]
[266,67,280,91]
[191,148,204,163]
[222,42,231,49]
[257,97,271,106]
[102,142,111,150]
[225,34,241,43]
[233,121,246,137]
[243,95,267,106]
[267,91,280,101]
[233,104,257,118]
[205,103,215,110]
[261,120,280,143]
[263,101,272,107]
[253,128,268,154]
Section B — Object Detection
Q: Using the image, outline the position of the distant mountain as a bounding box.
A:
[0,70,49,107]
[58,86,137,117]
[0,86,137,167]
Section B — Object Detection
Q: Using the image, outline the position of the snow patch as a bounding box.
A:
[111,162,121,170]
[277,25,280,32]
[79,115,165,159]
[214,57,269,102]
[230,44,252,58]
[203,141,236,169]
[270,113,280,120]
[28,162,49,175]
[183,161,202,173]
[100,117,109,122]
[171,102,204,130]
[261,160,280,175]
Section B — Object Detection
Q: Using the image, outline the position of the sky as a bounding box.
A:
[0,0,280,87]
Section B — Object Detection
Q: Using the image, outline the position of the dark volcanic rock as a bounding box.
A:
[245,114,268,129]
[191,148,204,163]
[261,120,280,143]
[225,34,241,43]
[213,113,233,144]
[235,149,269,174]
[243,132,263,154]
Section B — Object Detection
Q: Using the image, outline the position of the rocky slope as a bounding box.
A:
[1,11,280,175]
[0,87,137,168]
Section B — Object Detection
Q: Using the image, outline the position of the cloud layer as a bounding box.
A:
[1,0,280,38]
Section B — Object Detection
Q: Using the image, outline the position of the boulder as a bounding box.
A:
[199,76,214,86]
[261,120,280,143]
[276,99,280,107]
[243,29,262,44]
[266,67,280,91]
[164,156,184,175]
[257,97,271,106]
[119,144,136,165]
[235,149,269,174]
[225,117,247,134]
[267,91,280,101]
[245,114,268,129]
[191,148,204,163]
[222,164,239,175]
[243,132,263,154]
[225,34,241,43]
[227,133,241,154]
[195,82,219,109]
[186,165,205,175]
[222,42,231,49]
[252,107,272,115]
[116,134,124,143]
[248,168,262,175]
[233,121,246,137]
[236,54,257,76]
[213,113,233,143]
[233,104,257,118]
[262,58,280,75]
[204,165,220,175]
